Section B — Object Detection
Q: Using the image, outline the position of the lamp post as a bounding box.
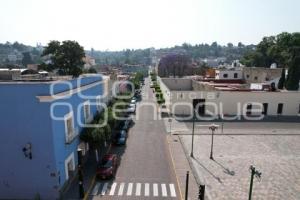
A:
[190,108,195,158]
[248,165,262,200]
[209,124,218,160]
[168,118,172,134]
[77,149,85,199]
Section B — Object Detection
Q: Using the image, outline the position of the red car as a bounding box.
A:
[96,154,118,179]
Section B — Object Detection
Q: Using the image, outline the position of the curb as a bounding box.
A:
[166,135,184,200]
[178,136,212,200]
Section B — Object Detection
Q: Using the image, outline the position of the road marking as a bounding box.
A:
[161,183,167,197]
[101,183,108,196]
[118,182,125,196]
[91,183,100,196]
[169,184,177,197]
[127,183,133,196]
[109,183,117,196]
[153,183,158,197]
[135,183,141,196]
[145,183,150,196]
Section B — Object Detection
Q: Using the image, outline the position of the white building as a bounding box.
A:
[159,77,300,118]
[215,69,243,80]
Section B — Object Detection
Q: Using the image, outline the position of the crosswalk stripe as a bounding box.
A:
[145,183,150,196]
[161,183,167,197]
[91,183,101,196]
[169,184,176,197]
[153,183,158,197]
[127,183,133,196]
[136,183,141,196]
[109,183,117,196]
[118,183,125,196]
[101,183,108,196]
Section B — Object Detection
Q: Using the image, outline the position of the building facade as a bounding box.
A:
[159,77,300,118]
[0,74,107,199]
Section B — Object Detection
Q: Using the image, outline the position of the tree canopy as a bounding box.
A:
[40,40,85,77]
[241,32,300,90]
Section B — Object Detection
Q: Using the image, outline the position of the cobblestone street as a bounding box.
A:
[165,119,300,200]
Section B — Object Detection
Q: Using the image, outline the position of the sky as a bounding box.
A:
[0,0,299,51]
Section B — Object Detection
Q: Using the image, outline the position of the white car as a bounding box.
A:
[126,104,136,113]
[131,99,137,104]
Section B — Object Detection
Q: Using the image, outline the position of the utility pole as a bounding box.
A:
[190,109,195,157]
[198,184,205,200]
[209,124,218,160]
[185,171,189,200]
[248,165,262,200]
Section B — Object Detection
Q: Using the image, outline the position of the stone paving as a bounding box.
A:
[164,118,300,200]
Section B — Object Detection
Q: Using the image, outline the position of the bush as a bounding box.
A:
[157,98,165,104]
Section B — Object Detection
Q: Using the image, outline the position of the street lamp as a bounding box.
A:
[248,165,262,200]
[190,108,196,157]
[209,124,219,160]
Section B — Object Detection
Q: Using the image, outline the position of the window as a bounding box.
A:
[254,76,258,80]
[64,112,75,143]
[223,74,228,78]
[234,73,238,78]
[262,103,268,115]
[277,103,283,114]
[246,74,250,79]
[96,95,102,111]
[64,152,75,180]
[246,104,252,115]
[83,101,91,123]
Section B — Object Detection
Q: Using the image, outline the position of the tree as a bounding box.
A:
[41,40,85,77]
[277,68,286,89]
[22,52,33,67]
[285,56,300,90]
[238,42,245,48]
[158,54,190,77]
[227,43,234,48]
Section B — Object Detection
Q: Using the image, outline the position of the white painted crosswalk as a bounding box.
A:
[91,182,177,198]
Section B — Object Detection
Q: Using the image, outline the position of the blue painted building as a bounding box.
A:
[0,74,106,199]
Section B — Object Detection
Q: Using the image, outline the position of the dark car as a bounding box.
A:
[96,154,118,179]
[115,130,127,145]
[122,119,133,131]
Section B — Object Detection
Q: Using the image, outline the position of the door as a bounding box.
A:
[193,99,205,116]
[262,103,268,115]
[277,103,283,115]
[246,104,252,115]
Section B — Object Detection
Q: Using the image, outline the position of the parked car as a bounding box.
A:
[115,130,127,145]
[123,119,133,130]
[126,103,136,113]
[131,98,137,104]
[96,154,118,179]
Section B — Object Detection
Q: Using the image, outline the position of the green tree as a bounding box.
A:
[285,56,300,90]
[22,52,33,67]
[277,68,286,89]
[41,40,85,77]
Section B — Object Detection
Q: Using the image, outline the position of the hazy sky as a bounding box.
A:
[0,0,299,50]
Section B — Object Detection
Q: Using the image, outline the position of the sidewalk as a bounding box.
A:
[62,145,111,200]
[167,134,198,200]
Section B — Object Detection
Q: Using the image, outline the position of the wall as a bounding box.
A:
[215,70,243,80]
[0,75,104,199]
[243,67,282,83]
[0,83,58,199]
[169,90,300,117]
[160,78,192,91]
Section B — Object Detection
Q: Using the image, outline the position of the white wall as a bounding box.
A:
[169,90,300,117]
[215,70,243,80]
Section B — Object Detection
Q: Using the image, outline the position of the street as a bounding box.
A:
[89,77,181,200]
